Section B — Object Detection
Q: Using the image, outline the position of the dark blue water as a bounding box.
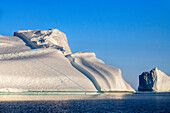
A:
[0,92,170,113]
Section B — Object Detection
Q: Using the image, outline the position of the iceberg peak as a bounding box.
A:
[152,67,158,71]
[14,28,71,55]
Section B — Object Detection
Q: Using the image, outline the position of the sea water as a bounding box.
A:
[0,92,169,113]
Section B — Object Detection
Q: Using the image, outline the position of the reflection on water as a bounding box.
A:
[0,92,169,113]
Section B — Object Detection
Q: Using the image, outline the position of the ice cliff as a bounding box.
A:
[138,67,170,92]
[0,29,135,92]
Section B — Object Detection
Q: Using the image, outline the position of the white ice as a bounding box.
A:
[68,51,134,91]
[0,29,135,92]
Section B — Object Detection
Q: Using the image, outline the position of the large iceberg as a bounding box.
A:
[138,67,170,92]
[0,29,135,93]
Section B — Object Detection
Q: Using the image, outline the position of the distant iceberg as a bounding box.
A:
[138,67,170,92]
[0,29,135,93]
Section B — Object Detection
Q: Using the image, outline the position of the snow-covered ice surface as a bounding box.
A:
[0,35,30,54]
[0,48,96,91]
[0,29,135,93]
[138,67,170,91]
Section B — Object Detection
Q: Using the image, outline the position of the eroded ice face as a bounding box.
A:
[14,29,71,55]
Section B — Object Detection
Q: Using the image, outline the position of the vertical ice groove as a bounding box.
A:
[66,55,101,91]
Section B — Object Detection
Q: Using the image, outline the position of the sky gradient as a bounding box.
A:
[0,0,170,89]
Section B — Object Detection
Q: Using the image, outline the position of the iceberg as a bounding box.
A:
[138,67,170,92]
[0,29,135,93]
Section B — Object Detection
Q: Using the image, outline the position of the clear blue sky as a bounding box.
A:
[0,0,170,89]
